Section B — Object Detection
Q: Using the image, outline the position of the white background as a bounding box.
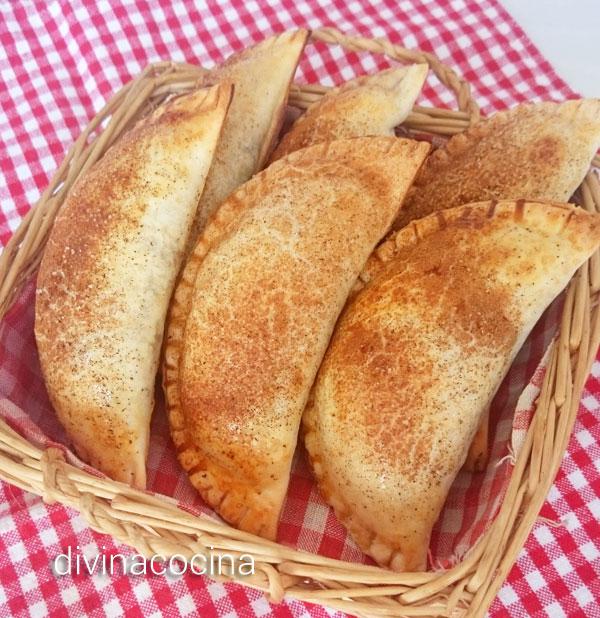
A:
[501,0,599,97]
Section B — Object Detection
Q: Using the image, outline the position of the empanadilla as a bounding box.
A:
[164,136,430,539]
[303,200,600,572]
[269,64,428,162]
[35,84,232,488]
[393,99,600,231]
[189,30,308,241]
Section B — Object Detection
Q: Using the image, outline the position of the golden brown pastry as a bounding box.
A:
[35,84,232,488]
[393,99,600,231]
[190,30,308,240]
[304,200,600,571]
[164,136,430,539]
[269,64,428,162]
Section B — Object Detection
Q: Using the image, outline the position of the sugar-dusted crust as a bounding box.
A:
[393,99,600,231]
[163,136,430,539]
[303,200,600,571]
[270,64,428,162]
[189,30,309,241]
[35,84,232,488]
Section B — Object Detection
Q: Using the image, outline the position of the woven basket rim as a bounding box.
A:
[0,27,598,618]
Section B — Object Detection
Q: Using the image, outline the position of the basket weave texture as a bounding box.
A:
[0,28,598,618]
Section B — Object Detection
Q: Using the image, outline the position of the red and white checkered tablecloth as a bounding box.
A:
[1,1,599,617]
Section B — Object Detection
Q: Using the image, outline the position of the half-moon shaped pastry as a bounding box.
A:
[303,200,600,571]
[189,30,308,241]
[35,84,232,488]
[269,64,428,162]
[393,99,600,231]
[164,136,430,539]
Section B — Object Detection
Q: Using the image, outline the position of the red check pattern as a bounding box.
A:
[0,1,599,617]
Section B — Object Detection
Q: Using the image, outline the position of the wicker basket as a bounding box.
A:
[0,28,598,618]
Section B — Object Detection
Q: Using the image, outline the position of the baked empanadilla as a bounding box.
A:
[164,136,429,539]
[36,84,232,487]
[304,200,600,571]
[189,30,308,241]
[269,64,427,162]
[393,99,600,231]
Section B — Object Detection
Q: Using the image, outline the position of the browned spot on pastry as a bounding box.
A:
[515,199,525,221]
[436,210,447,229]
[529,135,562,166]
